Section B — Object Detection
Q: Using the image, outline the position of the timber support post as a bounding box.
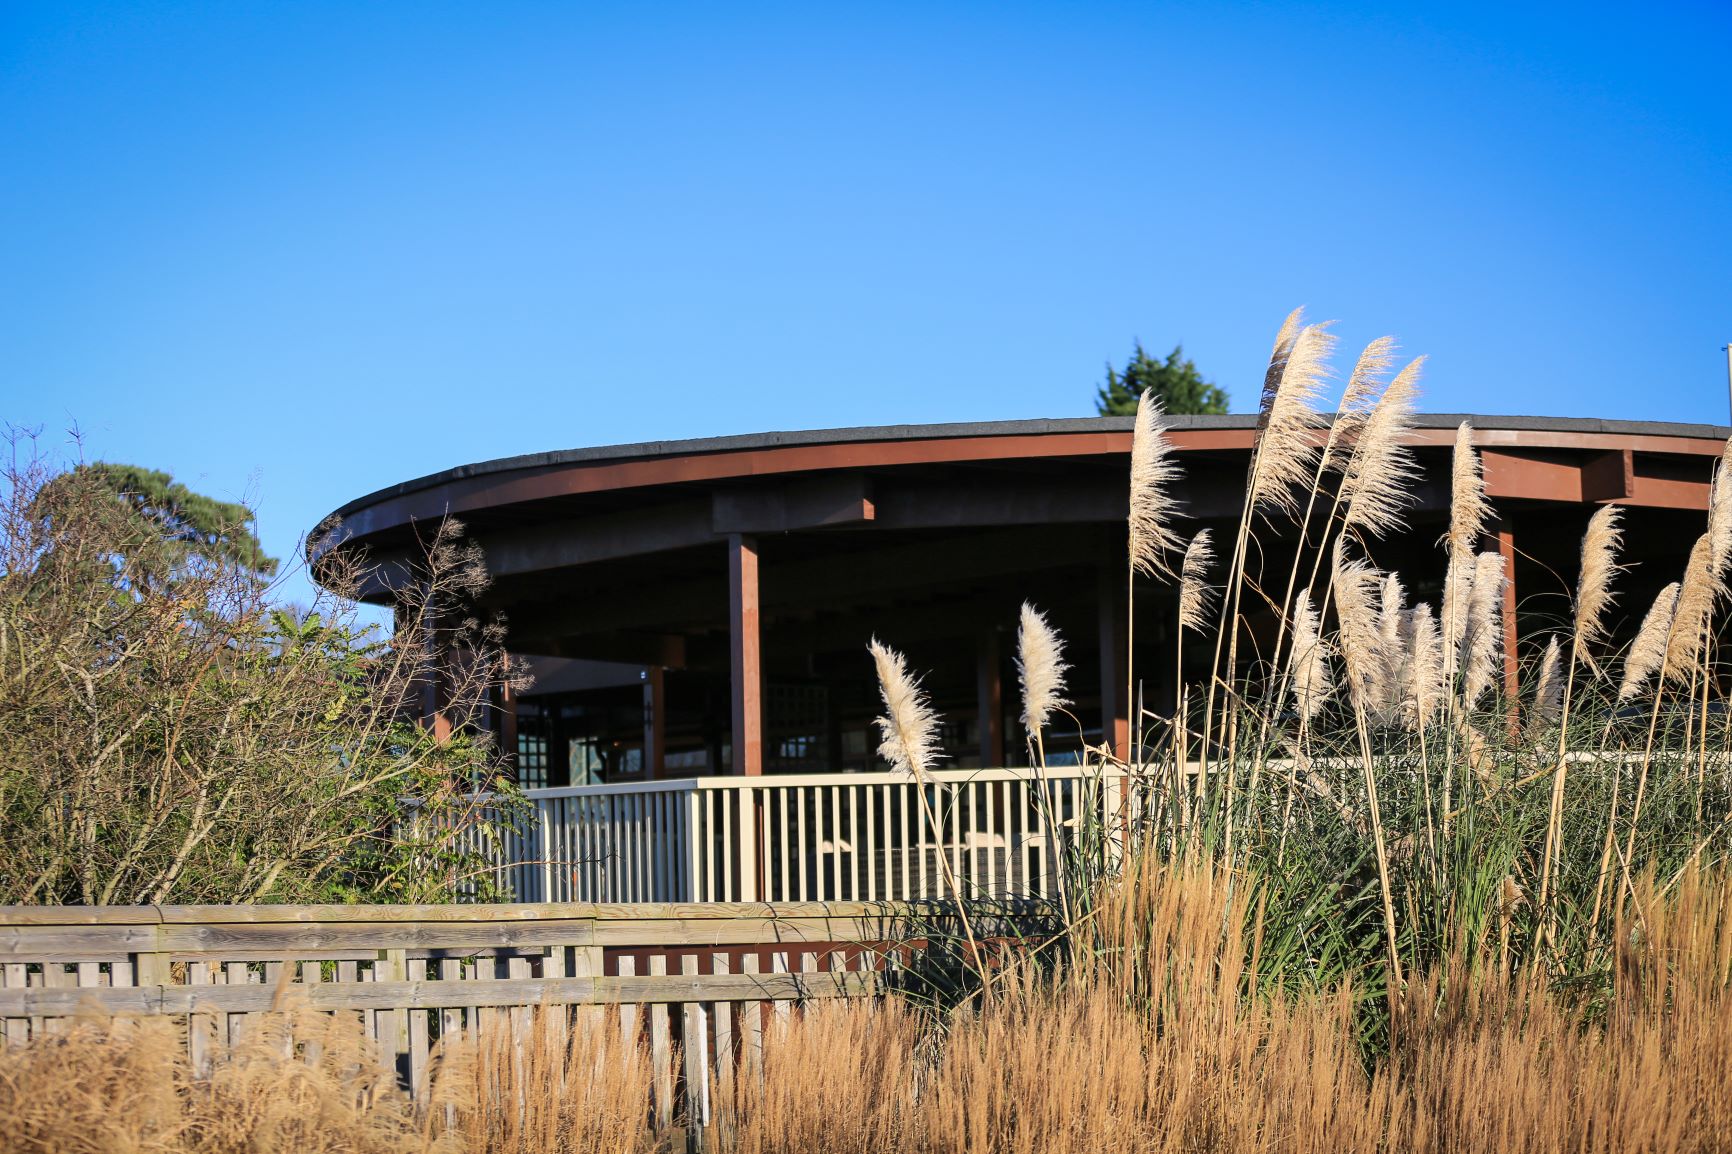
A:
[728,534,763,777]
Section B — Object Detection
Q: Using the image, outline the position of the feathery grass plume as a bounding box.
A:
[1378,572,1405,650]
[1377,573,1407,716]
[1572,504,1623,675]
[1531,636,1564,728]
[1330,538,1386,712]
[1016,602,1069,737]
[1461,550,1506,708]
[1340,356,1423,538]
[1177,529,1216,632]
[1128,390,1184,575]
[1662,534,1721,685]
[1441,552,1474,683]
[1325,336,1398,459]
[1401,601,1444,728]
[1447,421,1491,560]
[867,638,942,777]
[1709,436,1732,576]
[1620,582,1681,701]
[1250,322,1337,519]
[1258,306,1306,413]
[1287,591,1332,722]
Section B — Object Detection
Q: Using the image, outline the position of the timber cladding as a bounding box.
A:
[0,899,931,1120]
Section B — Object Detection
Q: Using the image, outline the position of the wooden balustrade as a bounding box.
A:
[505,764,1135,904]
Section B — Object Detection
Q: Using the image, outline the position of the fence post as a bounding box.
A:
[382,948,411,1086]
[539,796,555,904]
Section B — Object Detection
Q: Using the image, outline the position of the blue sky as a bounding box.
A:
[3,2,1729,601]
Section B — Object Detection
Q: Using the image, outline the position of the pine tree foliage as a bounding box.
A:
[1095,341,1229,416]
[79,462,278,578]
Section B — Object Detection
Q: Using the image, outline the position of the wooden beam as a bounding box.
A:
[712,475,875,533]
[522,632,689,668]
[1580,449,1634,503]
[1484,447,1709,510]
[729,534,763,776]
[510,526,1102,642]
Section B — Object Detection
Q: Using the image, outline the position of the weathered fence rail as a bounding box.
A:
[0,899,947,1136]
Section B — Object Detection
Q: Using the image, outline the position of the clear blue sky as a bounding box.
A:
[3,2,1729,602]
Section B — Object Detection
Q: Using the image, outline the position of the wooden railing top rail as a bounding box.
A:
[515,762,1131,800]
[0,899,918,926]
[0,901,962,962]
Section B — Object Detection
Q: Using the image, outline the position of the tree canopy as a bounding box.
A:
[0,442,521,905]
[1094,341,1229,416]
[81,462,278,577]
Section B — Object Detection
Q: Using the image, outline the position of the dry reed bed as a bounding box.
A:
[5,861,1730,1154]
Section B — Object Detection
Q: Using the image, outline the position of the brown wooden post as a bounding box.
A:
[728,534,764,776]
[1496,527,1519,702]
[399,600,456,743]
[1097,565,1130,763]
[498,676,519,770]
[642,665,666,779]
[976,628,1005,767]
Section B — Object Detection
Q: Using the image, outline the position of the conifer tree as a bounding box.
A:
[1095,341,1229,416]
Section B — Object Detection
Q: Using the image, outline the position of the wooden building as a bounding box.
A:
[315,413,1728,792]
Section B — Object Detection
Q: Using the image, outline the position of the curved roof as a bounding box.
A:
[329,412,1730,523]
[313,412,1730,607]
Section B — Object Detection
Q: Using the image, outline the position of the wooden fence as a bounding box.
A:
[0,900,952,1137]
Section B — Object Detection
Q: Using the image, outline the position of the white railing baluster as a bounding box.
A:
[795,785,808,902]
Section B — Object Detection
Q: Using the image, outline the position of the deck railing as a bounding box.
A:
[483,765,1135,904]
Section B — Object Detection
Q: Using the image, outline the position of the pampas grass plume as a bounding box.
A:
[1331,539,1386,712]
[1326,336,1397,457]
[1663,534,1720,685]
[1462,550,1506,707]
[1573,504,1623,674]
[1129,389,1184,575]
[1441,552,1473,683]
[1288,591,1332,722]
[1340,356,1423,538]
[1401,602,1444,729]
[1016,602,1069,737]
[1621,581,1680,701]
[1531,636,1564,728]
[1447,421,1491,560]
[1710,435,1732,577]
[868,638,942,777]
[1178,529,1216,632]
[1251,322,1337,519]
[1259,306,1306,413]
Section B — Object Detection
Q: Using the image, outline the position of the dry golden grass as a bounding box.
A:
[0,1010,438,1154]
[9,864,1729,1153]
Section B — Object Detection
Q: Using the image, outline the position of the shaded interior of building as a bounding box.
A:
[429,440,1716,788]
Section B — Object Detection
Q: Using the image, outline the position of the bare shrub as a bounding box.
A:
[0,431,523,904]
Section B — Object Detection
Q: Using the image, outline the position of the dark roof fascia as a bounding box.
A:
[328,413,1732,522]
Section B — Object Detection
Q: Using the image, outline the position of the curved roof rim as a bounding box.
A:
[326,412,1732,523]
